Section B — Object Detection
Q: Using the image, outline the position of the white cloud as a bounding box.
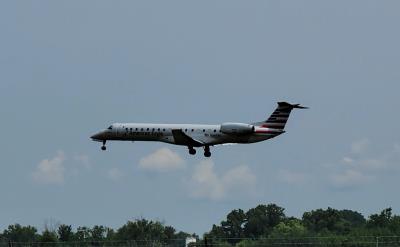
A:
[107,168,125,182]
[328,139,400,188]
[341,156,386,171]
[190,160,224,200]
[139,148,185,172]
[278,169,307,185]
[351,138,370,154]
[331,169,373,188]
[32,151,66,185]
[189,159,256,200]
[222,165,256,189]
[342,157,354,164]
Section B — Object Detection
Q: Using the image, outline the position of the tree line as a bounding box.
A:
[1,204,400,246]
[203,204,400,246]
[0,219,194,246]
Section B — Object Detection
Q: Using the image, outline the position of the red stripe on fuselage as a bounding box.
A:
[255,128,277,134]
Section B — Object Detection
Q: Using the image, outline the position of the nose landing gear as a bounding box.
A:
[101,140,107,151]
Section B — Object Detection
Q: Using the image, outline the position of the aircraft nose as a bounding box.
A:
[91,131,105,141]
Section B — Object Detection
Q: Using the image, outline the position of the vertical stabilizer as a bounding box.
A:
[253,102,307,130]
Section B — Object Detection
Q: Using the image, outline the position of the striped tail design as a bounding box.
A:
[255,102,307,130]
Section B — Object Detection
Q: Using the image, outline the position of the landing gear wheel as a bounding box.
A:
[204,145,211,157]
[188,147,196,155]
[101,140,107,151]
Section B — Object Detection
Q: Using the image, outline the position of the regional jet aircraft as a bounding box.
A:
[91,102,307,157]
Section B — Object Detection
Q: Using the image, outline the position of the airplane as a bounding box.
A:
[90,102,307,157]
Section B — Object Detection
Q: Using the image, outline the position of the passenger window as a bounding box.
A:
[163,129,165,131]
[214,129,216,132]
[191,129,194,132]
[203,129,205,132]
[185,129,187,132]
[147,128,149,131]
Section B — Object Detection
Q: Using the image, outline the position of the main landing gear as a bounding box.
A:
[187,146,212,157]
[204,145,211,157]
[101,140,107,151]
[188,147,196,155]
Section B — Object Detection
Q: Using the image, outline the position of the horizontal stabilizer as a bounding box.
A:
[278,102,308,109]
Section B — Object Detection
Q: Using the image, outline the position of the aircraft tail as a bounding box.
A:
[253,102,307,130]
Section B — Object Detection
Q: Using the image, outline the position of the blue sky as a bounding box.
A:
[1,1,399,235]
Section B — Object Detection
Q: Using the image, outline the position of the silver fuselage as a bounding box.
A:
[91,123,282,146]
[90,102,307,156]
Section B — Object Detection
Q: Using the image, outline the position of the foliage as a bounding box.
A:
[301,207,367,234]
[269,219,307,238]
[367,208,400,235]
[91,225,107,241]
[367,207,393,228]
[57,224,72,242]
[39,229,58,242]
[2,224,38,242]
[2,205,400,246]
[115,219,165,241]
[221,209,246,243]
[207,203,286,243]
[339,209,366,227]
[205,205,400,246]
[244,204,285,237]
[75,226,91,241]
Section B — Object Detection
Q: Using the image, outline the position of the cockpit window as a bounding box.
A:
[107,125,113,130]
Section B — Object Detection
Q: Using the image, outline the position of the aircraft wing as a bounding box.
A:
[171,129,204,147]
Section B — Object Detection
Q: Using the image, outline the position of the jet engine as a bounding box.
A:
[220,123,255,134]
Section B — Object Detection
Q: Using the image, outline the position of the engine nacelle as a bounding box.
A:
[220,123,255,134]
